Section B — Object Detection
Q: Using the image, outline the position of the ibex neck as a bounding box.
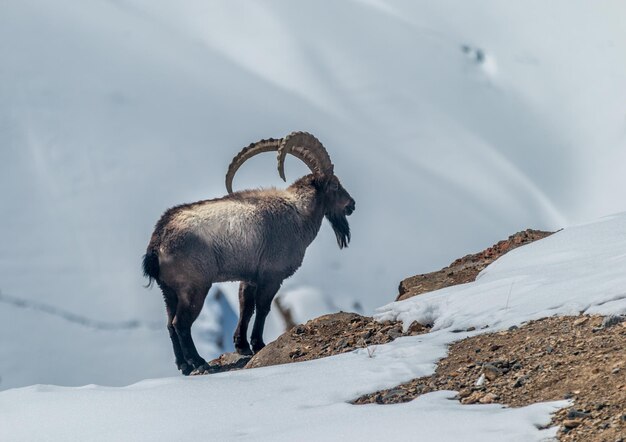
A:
[287,175,326,241]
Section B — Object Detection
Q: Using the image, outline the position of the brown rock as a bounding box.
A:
[457,389,472,399]
[574,317,589,326]
[461,391,483,405]
[245,312,427,370]
[396,229,552,301]
[563,419,582,429]
[483,364,503,381]
[198,352,251,374]
[479,393,499,404]
[407,321,427,334]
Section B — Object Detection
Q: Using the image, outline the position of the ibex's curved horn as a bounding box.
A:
[225,138,281,194]
[225,132,335,193]
[277,132,334,181]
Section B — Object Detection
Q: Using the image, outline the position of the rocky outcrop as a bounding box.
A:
[396,229,553,301]
[246,312,427,369]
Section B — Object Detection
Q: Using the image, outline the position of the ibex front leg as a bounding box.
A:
[250,279,282,354]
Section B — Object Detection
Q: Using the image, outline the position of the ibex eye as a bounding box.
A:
[330,183,339,191]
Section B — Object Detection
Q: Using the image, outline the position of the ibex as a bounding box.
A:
[143,132,355,374]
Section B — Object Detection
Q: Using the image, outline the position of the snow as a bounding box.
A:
[1,0,626,391]
[0,334,566,442]
[2,211,625,441]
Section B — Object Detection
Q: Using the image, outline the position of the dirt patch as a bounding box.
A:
[354,315,626,441]
[397,229,552,301]
[193,352,252,375]
[246,312,428,369]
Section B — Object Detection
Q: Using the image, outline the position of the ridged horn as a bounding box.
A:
[277,132,334,181]
[225,138,281,194]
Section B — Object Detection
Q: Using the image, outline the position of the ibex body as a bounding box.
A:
[143,132,355,374]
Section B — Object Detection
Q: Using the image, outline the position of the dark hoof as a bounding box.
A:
[235,346,253,356]
[190,363,215,376]
[251,342,265,354]
[179,358,207,376]
[179,362,193,376]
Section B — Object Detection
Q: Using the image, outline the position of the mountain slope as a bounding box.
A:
[1,0,625,390]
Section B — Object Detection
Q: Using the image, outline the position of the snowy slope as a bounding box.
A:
[3,210,625,441]
[376,213,626,329]
[1,0,626,389]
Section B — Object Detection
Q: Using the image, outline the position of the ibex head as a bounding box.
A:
[225,131,355,248]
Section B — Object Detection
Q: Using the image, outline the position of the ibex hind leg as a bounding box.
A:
[161,284,189,374]
[172,284,210,375]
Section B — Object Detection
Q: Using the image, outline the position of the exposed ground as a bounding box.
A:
[197,312,428,374]
[354,315,626,441]
[397,229,553,301]
[246,312,428,369]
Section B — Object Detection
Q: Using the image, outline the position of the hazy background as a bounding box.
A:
[1,0,625,390]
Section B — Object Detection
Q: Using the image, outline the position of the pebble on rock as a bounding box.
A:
[483,364,502,381]
[479,392,499,404]
[562,419,582,429]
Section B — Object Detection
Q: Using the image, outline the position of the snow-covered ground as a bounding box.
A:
[2,211,625,441]
[1,1,626,390]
